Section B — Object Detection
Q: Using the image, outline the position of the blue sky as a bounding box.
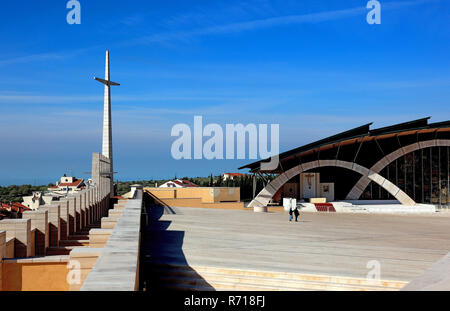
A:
[0,0,449,185]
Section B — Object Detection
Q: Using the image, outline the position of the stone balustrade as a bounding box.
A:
[0,182,113,291]
[22,210,48,256]
[0,149,131,291]
[40,204,60,247]
[0,219,32,258]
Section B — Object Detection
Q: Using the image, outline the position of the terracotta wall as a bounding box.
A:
[2,262,69,291]
[145,188,176,199]
[145,187,240,203]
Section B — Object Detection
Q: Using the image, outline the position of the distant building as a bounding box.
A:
[22,191,58,210]
[159,179,199,188]
[223,173,245,181]
[47,175,86,195]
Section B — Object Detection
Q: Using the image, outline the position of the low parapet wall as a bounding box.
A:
[145,187,244,209]
[80,188,143,291]
[0,182,111,291]
[145,187,240,203]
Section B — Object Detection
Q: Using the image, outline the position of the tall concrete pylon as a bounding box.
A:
[94,50,119,194]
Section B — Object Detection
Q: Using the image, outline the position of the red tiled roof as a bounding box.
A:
[59,179,84,187]
[0,202,31,213]
[224,173,245,177]
[172,179,199,187]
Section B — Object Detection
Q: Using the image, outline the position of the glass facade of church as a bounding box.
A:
[361,146,450,208]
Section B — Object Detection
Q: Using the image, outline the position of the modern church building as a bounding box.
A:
[241,118,450,209]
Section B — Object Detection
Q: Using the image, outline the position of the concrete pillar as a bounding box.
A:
[91,189,96,222]
[0,219,32,257]
[0,230,5,291]
[75,194,82,233]
[42,204,60,247]
[88,188,93,225]
[91,189,95,224]
[94,187,99,222]
[97,187,101,219]
[80,191,87,229]
[68,197,77,235]
[22,210,48,256]
[59,199,70,240]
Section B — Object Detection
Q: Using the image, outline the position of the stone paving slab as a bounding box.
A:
[144,207,450,282]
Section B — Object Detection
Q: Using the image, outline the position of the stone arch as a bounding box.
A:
[248,159,416,209]
[346,139,450,200]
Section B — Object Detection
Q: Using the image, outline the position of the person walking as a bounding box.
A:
[294,206,300,222]
[288,207,293,222]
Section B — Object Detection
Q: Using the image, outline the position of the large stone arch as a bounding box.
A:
[248,160,416,209]
[346,139,450,200]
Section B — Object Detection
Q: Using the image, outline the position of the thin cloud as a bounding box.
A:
[126,0,438,45]
[0,45,102,67]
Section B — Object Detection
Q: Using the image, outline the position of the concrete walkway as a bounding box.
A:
[144,206,450,282]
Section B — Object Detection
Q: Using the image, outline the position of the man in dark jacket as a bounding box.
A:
[294,207,300,222]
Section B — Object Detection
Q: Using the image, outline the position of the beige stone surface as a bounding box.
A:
[319,159,337,167]
[285,166,300,180]
[335,160,353,170]
[352,163,369,176]
[302,160,319,172]
[419,140,436,149]
[101,217,119,229]
[368,171,386,186]
[89,229,113,248]
[402,142,420,155]
[0,219,32,257]
[436,139,450,147]
[382,179,401,196]
[147,207,450,282]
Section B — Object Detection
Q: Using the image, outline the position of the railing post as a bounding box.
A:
[22,210,48,256]
[67,197,76,235]
[95,187,100,221]
[80,191,87,229]
[88,188,93,225]
[41,204,60,247]
[76,193,83,232]
[0,219,32,257]
[59,199,70,240]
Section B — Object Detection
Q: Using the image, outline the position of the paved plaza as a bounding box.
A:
[144,206,450,282]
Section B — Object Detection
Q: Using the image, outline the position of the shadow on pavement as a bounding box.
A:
[140,193,215,291]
